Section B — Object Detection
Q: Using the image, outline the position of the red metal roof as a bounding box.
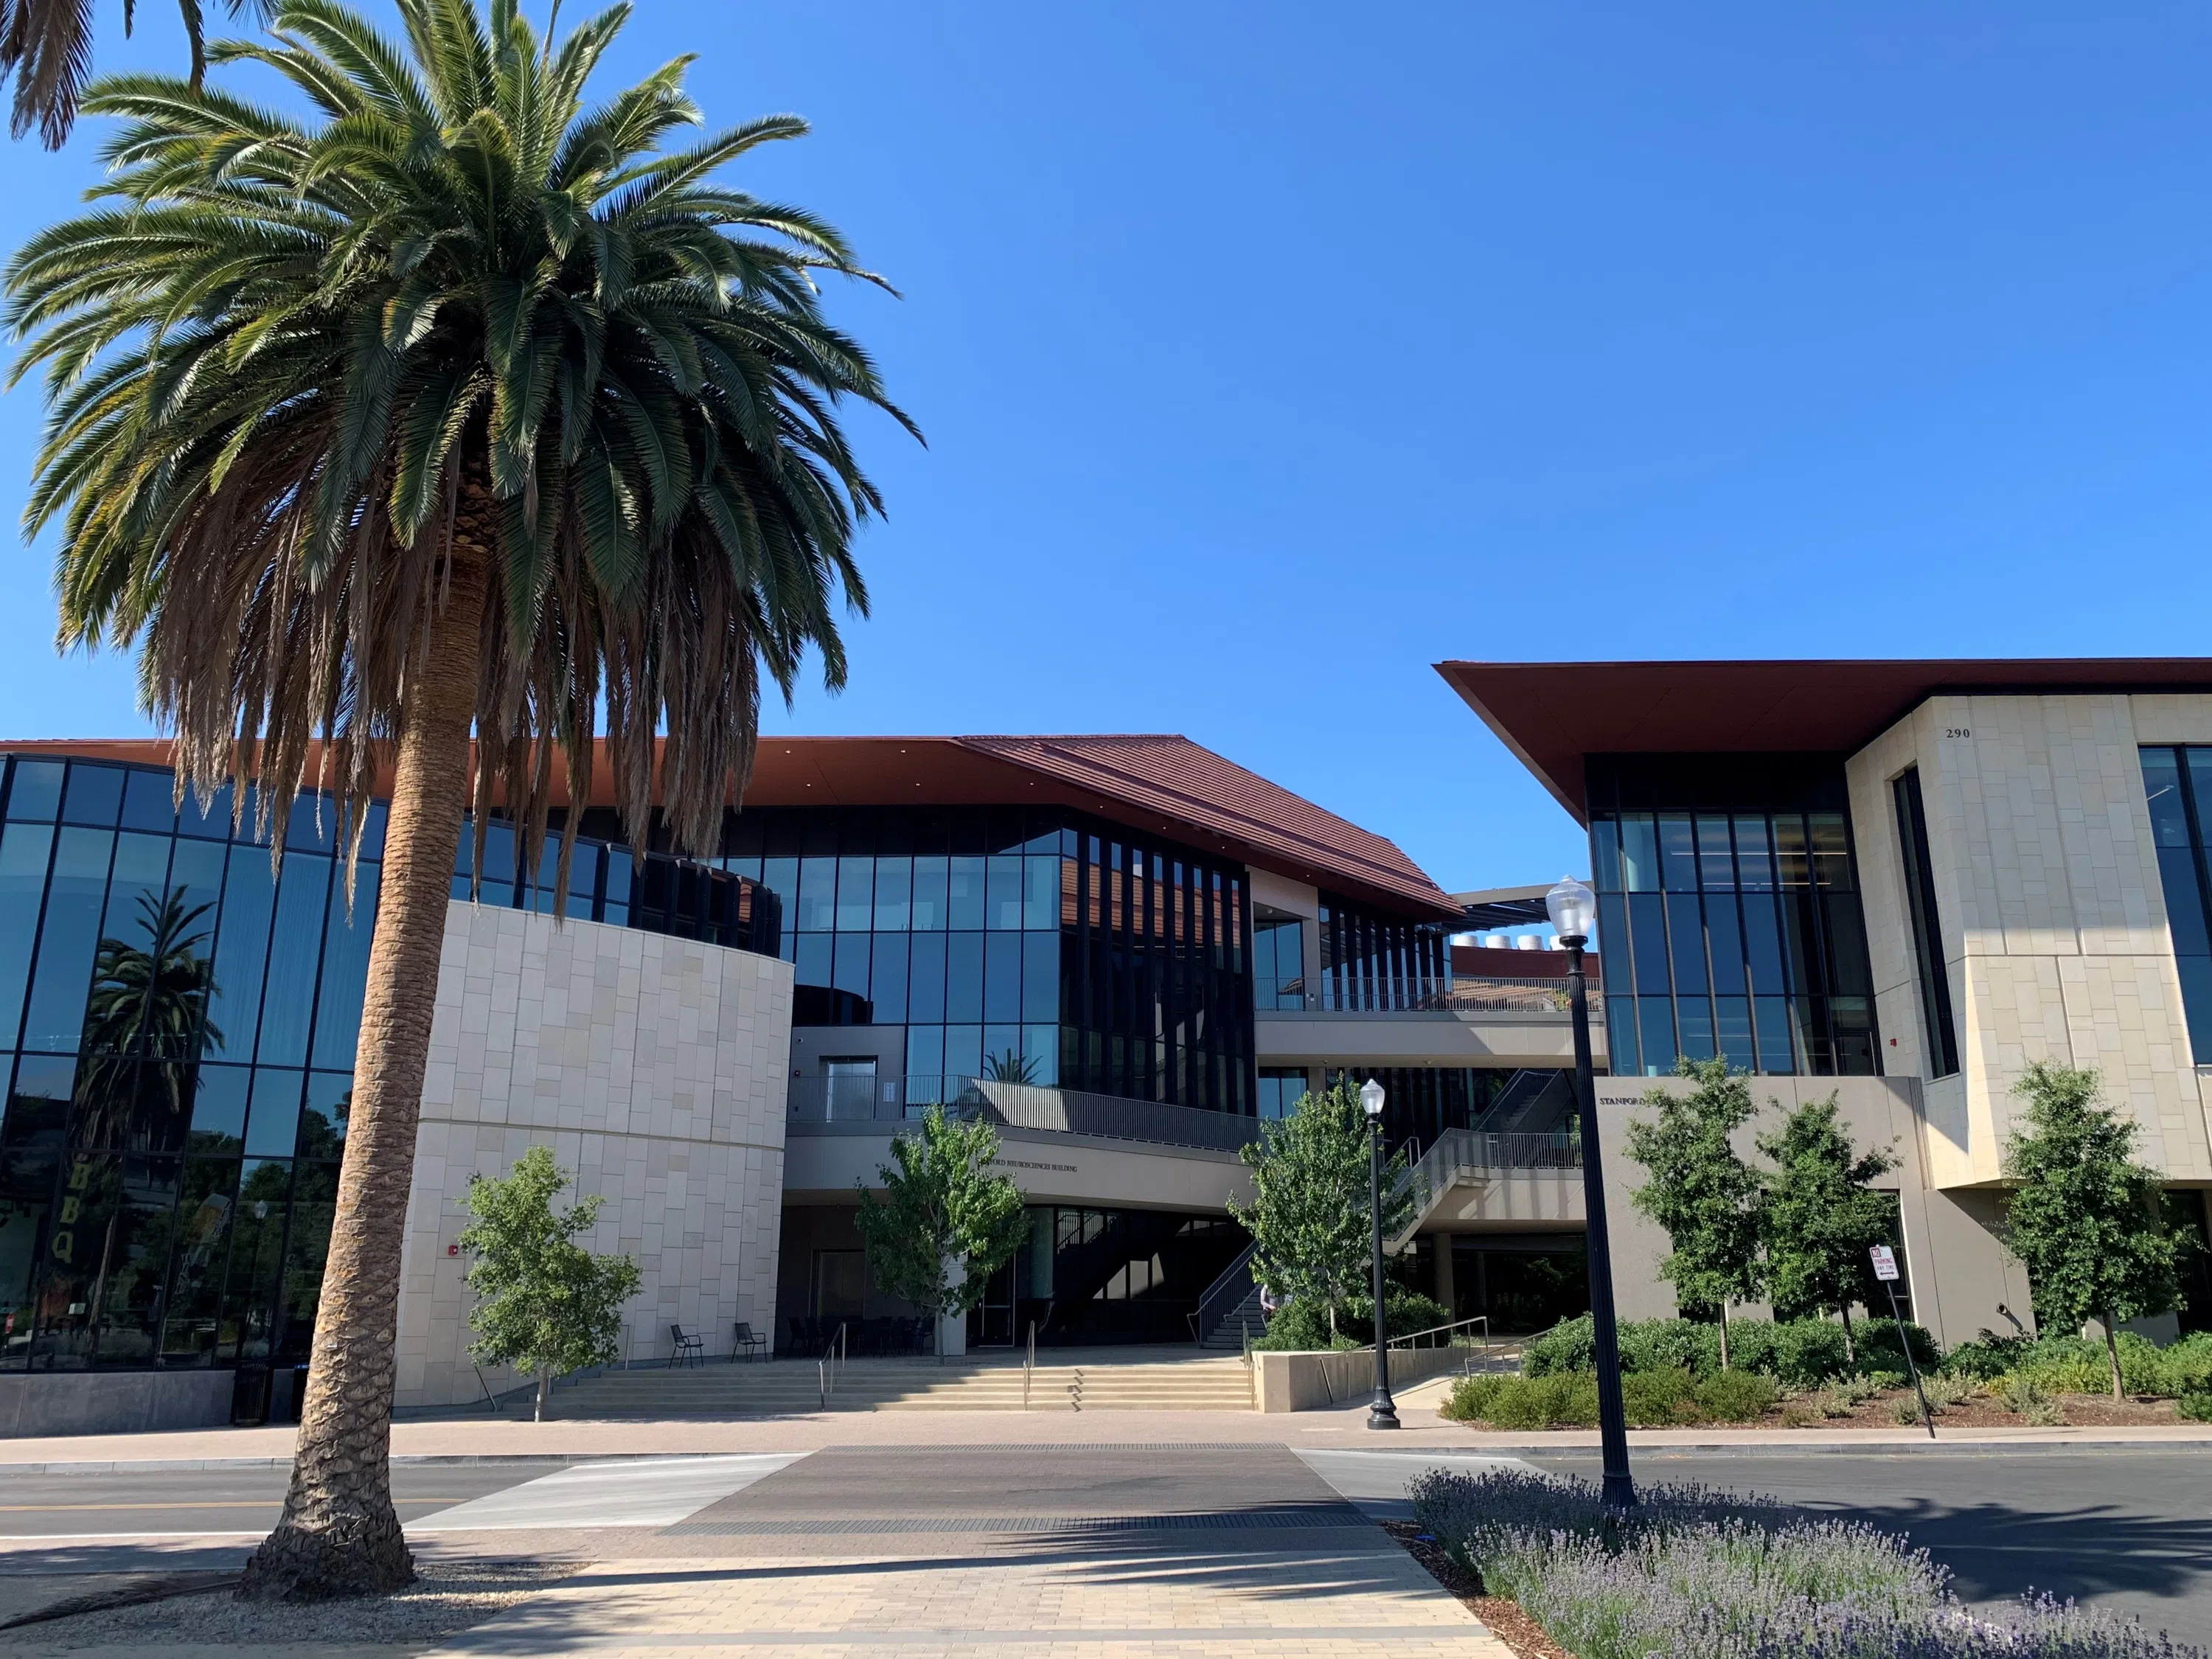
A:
[1,732,1459,920]
[1436,657,2212,821]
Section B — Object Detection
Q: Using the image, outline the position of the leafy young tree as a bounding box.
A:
[2003,1061,2182,1400]
[1756,1093,1897,1363]
[853,1107,1029,1354]
[1228,1082,1411,1341]
[1624,1057,1767,1368]
[7,0,908,1599]
[456,1147,640,1422]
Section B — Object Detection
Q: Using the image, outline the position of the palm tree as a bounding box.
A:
[7,0,910,1599]
[0,0,272,149]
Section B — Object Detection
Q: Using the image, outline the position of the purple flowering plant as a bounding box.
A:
[1408,1467,2198,1659]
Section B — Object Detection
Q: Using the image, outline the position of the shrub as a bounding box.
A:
[1944,1328,2212,1398]
[1251,1287,1450,1351]
[1439,1371,1599,1429]
[2179,1391,2212,1425]
[1411,1467,2200,1659]
[1695,1367,1781,1422]
[1623,1366,1699,1426]
[1526,1311,1933,1386]
[1921,1374,1978,1411]
[1525,1313,1597,1376]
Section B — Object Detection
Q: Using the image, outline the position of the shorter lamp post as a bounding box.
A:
[1548,875,1635,1511]
[1360,1077,1399,1430]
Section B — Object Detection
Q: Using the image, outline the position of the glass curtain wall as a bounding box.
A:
[1587,757,1879,1078]
[0,755,382,1376]
[2138,747,2212,1061]
[1317,895,1450,1011]
[712,807,1256,1116]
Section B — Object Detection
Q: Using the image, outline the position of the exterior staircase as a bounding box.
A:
[536,1352,1256,1417]
[1197,1284,1267,1352]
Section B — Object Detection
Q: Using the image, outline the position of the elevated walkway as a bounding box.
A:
[1388,1126,1583,1250]
[540,1347,1256,1417]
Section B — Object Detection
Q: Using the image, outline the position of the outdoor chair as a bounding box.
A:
[669,1324,704,1368]
[731,1321,768,1363]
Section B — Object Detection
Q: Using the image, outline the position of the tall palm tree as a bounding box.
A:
[0,0,272,149]
[7,0,911,1599]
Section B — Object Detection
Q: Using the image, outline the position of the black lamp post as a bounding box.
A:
[1548,875,1635,1511]
[1360,1076,1399,1430]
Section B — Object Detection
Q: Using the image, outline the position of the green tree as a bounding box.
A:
[853,1107,1028,1355]
[1756,1093,1897,1364]
[1229,1082,1411,1341]
[1624,1057,1767,1368]
[456,1147,640,1422]
[7,0,907,1599]
[2003,1061,2182,1399]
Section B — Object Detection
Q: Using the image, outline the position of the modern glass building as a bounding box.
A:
[1,732,1481,1405]
[1440,656,2212,1347]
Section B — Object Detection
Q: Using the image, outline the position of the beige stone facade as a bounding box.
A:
[1847,692,2212,1189]
[394,902,793,1408]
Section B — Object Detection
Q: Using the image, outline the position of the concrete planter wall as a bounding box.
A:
[0,1368,234,1438]
[1251,1344,1467,1413]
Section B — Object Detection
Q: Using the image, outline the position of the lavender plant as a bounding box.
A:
[1408,1467,2199,1659]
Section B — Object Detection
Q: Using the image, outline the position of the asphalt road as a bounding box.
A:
[0,1461,555,1538]
[1528,1447,2212,1649]
[0,1445,2205,1652]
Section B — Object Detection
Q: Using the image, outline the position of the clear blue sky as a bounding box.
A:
[1,3,2208,892]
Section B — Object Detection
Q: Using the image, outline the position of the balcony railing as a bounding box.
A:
[786,1074,1259,1154]
[1258,975,1601,1016]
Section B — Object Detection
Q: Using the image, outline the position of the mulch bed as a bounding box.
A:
[1384,1520,1570,1659]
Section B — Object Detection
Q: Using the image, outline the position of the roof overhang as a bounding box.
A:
[1435,657,2212,824]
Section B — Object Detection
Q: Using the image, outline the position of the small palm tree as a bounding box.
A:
[0,0,271,149]
[7,0,909,1599]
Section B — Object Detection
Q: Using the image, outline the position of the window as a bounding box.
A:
[1586,755,1879,1078]
[2140,748,2212,1062]
[1891,768,1958,1079]
[1257,1068,1308,1120]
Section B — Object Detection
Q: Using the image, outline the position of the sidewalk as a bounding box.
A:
[6,1405,2211,1470]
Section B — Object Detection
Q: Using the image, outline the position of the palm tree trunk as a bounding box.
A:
[238,533,487,1601]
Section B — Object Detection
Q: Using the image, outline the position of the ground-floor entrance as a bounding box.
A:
[775,1202,1245,1353]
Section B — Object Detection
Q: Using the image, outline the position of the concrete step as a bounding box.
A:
[543,1357,1255,1416]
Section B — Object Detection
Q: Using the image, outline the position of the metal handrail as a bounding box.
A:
[1023,1320,1036,1411]
[1189,1239,1259,1344]
[1354,1314,1492,1355]
[816,1321,846,1411]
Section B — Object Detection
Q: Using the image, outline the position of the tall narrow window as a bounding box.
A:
[1891,768,1958,1079]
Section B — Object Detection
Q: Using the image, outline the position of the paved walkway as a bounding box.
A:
[423,1549,1503,1658]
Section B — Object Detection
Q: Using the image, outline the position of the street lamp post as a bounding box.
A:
[1548,875,1635,1511]
[1359,1077,1399,1430]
